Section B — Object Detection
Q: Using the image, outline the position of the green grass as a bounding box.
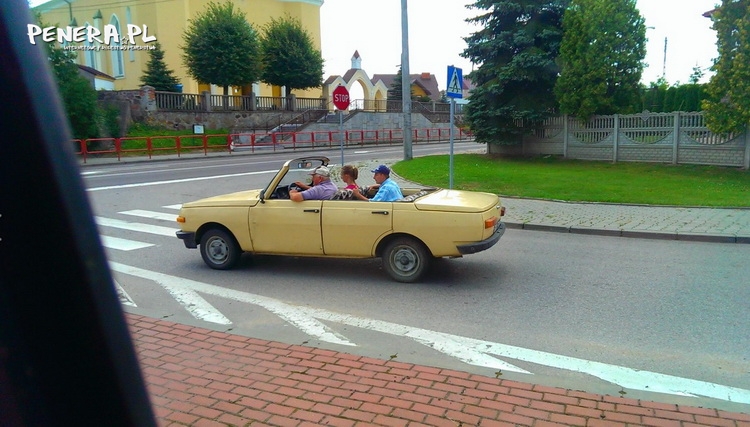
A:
[122,123,229,152]
[393,154,750,207]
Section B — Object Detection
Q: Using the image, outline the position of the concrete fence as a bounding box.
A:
[493,112,750,169]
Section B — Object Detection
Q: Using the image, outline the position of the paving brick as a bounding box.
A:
[125,314,750,427]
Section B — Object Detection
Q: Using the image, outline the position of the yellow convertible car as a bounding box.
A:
[176,156,505,282]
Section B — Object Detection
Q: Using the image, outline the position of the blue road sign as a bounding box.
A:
[446,66,463,99]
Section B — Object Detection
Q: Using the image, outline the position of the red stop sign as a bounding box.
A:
[332,85,350,110]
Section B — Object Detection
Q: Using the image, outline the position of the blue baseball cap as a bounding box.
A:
[371,165,390,175]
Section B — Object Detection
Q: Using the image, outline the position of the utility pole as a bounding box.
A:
[662,36,668,79]
[400,0,412,160]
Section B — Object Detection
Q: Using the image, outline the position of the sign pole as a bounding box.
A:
[339,109,344,166]
[331,85,350,166]
[445,65,463,190]
[449,98,454,189]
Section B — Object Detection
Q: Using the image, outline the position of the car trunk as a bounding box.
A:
[413,189,499,213]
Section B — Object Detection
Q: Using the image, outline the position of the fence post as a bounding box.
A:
[673,112,680,164]
[563,114,569,158]
[202,91,211,112]
[744,124,750,169]
[613,114,619,163]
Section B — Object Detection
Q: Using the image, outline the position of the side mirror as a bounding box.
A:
[259,189,265,203]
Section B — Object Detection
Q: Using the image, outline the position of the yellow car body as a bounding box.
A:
[176,157,505,282]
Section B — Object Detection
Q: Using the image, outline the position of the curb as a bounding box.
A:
[504,221,750,244]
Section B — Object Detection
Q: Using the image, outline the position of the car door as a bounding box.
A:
[321,200,393,256]
[248,199,324,255]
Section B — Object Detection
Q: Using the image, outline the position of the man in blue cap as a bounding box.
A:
[353,164,403,201]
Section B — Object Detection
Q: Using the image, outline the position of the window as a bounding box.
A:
[109,15,125,77]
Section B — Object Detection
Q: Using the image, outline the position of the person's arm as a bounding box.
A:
[294,181,311,190]
[290,190,304,202]
[351,186,369,201]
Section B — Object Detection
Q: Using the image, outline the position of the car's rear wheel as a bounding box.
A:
[382,237,430,283]
[200,228,240,270]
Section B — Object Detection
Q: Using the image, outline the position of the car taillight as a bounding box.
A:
[485,217,497,229]
[500,206,506,217]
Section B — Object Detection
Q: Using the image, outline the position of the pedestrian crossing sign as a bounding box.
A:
[446,66,463,99]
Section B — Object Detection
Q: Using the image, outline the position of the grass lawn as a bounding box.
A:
[120,124,230,153]
[392,154,750,207]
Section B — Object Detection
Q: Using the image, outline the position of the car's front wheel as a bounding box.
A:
[200,228,241,270]
[382,237,430,283]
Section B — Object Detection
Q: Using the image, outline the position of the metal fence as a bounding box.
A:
[154,91,327,112]
[72,126,474,163]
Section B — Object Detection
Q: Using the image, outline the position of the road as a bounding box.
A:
[81,143,750,413]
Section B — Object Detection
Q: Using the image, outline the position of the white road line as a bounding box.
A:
[302,311,750,404]
[163,204,182,210]
[100,235,154,251]
[120,209,179,222]
[110,262,355,346]
[109,262,750,404]
[160,282,231,325]
[95,216,177,237]
[86,169,276,191]
[114,279,137,307]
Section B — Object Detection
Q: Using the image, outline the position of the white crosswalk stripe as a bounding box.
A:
[120,209,179,222]
[95,216,177,237]
[100,235,154,251]
[97,207,181,251]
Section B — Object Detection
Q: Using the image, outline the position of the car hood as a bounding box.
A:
[414,189,500,213]
[181,189,261,208]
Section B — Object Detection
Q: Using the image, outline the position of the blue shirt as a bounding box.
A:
[371,178,403,202]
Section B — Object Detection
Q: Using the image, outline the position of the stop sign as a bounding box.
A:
[332,85,350,110]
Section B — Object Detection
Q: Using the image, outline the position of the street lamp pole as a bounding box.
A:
[662,36,668,79]
[401,0,412,160]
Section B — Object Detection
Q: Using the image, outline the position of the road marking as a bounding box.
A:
[87,169,277,191]
[95,216,177,237]
[100,235,154,251]
[163,204,182,210]
[120,209,179,222]
[109,262,750,404]
[114,279,137,307]
[110,262,354,346]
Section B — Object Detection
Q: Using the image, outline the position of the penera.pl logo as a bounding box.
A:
[27,24,157,51]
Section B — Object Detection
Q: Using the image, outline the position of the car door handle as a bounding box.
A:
[303,209,320,213]
[371,211,389,215]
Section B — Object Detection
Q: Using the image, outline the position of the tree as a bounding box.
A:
[702,0,750,135]
[182,1,262,96]
[462,0,569,145]
[688,65,704,84]
[141,41,180,92]
[554,0,646,121]
[260,15,323,96]
[388,66,415,101]
[39,15,99,140]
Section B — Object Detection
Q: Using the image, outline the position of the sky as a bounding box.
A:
[320,0,720,99]
[29,0,720,96]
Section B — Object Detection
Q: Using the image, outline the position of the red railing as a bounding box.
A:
[74,127,474,163]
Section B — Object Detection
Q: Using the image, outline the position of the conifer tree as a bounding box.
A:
[141,41,180,92]
[462,0,569,145]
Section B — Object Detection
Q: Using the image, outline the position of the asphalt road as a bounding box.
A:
[81,144,750,413]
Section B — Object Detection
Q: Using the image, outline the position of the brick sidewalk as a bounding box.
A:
[128,314,750,427]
